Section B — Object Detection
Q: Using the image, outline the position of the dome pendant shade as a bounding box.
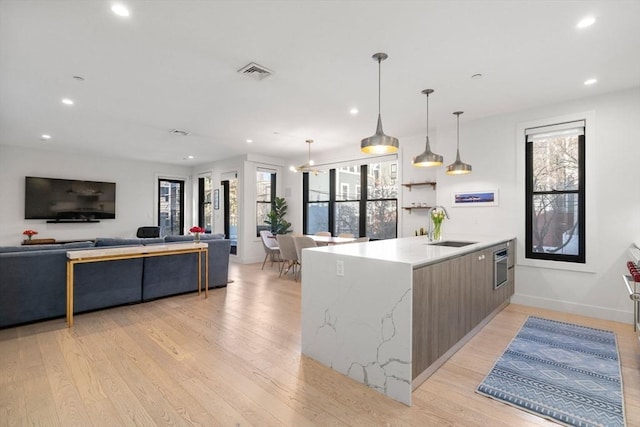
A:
[446,149,472,175]
[361,114,399,154]
[413,135,443,167]
[446,111,472,175]
[361,52,399,154]
[413,88,443,167]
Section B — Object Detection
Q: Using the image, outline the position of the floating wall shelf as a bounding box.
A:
[402,206,433,214]
[402,181,436,191]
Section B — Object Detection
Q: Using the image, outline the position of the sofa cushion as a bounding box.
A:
[164,233,224,243]
[95,237,143,247]
[61,241,96,249]
[0,241,94,253]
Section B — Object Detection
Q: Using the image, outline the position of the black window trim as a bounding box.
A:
[525,123,586,263]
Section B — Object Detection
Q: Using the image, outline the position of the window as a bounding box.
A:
[256,170,276,236]
[335,167,360,236]
[198,175,213,232]
[305,172,330,234]
[525,120,585,263]
[158,178,184,236]
[366,160,398,240]
[303,158,398,239]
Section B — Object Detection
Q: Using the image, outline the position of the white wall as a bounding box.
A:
[0,145,192,245]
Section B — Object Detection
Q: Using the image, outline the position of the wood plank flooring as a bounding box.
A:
[1,262,638,426]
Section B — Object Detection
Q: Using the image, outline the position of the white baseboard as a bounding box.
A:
[510,293,634,324]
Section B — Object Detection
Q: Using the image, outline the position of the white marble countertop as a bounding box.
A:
[308,233,515,268]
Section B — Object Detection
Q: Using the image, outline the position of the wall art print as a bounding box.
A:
[451,189,499,207]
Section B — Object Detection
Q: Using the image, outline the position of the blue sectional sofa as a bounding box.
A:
[0,234,231,328]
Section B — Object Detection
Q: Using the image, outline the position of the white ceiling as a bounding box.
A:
[1,0,639,166]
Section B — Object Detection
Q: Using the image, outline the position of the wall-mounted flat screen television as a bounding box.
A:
[25,176,116,220]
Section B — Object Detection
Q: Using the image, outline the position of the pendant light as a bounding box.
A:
[413,89,443,167]
[446,111,472,175]
[289,139,326,175]
[361,52,399,154]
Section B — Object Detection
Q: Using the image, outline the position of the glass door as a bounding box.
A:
[222,178,238,255]
[198,175,213,232]
[158,178,184,236]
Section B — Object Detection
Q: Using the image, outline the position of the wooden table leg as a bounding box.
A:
[205,248,209,299]
[66,260,74,327]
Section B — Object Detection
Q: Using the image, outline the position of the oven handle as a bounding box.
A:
[623,275,640,301]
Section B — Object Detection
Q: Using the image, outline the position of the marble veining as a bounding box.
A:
[346,287,412,394]
[302,234,514,406]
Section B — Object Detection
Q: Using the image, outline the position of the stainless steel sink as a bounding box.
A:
[427,240,477,247]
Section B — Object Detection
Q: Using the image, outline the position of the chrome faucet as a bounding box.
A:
[427,205,450,242]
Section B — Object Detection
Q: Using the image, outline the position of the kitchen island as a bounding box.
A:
[300,234,515,406]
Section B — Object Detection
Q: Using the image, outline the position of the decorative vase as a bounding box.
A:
[432,221,442,241]
[194,233,200,243]
[27,235,32,240]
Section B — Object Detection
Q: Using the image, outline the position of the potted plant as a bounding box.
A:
[265,196,292,235]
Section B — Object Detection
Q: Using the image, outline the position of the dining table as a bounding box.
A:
[308,235,356,245]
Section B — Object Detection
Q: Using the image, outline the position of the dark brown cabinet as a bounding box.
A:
[412,240,515,380]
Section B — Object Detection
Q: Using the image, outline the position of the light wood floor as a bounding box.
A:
[1,262,638,426]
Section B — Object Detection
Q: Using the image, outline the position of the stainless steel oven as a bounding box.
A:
[494,248,508,289]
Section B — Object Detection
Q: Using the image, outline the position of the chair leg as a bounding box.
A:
[279,260,289,277]
[261,253,268,270]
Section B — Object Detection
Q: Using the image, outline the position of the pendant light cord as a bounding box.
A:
[456,113,460,150]
[377,57,381,115]
[426,92,429,137]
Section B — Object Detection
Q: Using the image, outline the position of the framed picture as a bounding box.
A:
[451,189,499,207]
[214,189,219,210]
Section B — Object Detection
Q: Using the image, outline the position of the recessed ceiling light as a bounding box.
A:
[41,134,51,140]
[111,3,130,17]
[246,139,253,143]
[349,108,359,115]
[184,155,195,160]
[577,16,596,28]
[584,78,597,85]
[61,98,74,105]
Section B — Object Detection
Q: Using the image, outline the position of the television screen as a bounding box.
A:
[25,176,116,220]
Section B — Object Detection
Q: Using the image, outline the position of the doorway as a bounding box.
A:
[158,178,184,236]
[221,177,238,255]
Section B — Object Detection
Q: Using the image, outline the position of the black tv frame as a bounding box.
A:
[25,176,116,222]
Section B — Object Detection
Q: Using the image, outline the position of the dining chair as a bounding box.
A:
[259,230,280,270]
[276,234,298,278]
[338,233,354,238]
[136,226,160,238]
[293,236,318,281]
[314,231,331,237]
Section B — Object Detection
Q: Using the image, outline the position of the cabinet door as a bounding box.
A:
[412,254,472,379]
[470,248,491,325]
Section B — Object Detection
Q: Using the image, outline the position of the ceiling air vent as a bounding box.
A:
[169,129,190,136]
[238,62,273,80]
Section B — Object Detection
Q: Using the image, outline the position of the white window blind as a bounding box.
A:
[526,120,585,141]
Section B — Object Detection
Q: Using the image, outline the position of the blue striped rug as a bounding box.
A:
[476,316,625,427]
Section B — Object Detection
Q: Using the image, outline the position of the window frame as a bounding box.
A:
[256,170,276,236]
[516,111,596,273]
[302,159,398,240]
[525,122,585,263]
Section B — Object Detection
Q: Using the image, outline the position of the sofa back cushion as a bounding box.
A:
[164,233,224,243]
[0,241,94,253]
